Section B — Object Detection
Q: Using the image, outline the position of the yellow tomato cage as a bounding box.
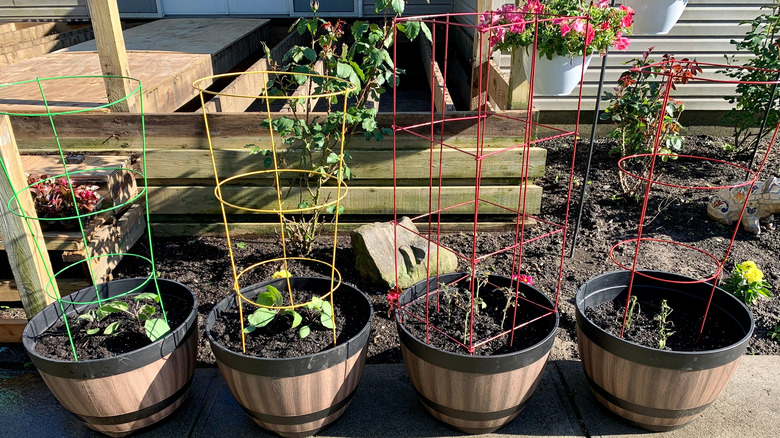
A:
[193,71,358,352]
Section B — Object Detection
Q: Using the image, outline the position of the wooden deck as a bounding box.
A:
[0,18,270,114]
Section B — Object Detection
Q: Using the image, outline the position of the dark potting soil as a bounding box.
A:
[401,286,554,356]
[34,294,190,361]
[209,288,366,359]
[98,134,780,367]
[584,296,744,351]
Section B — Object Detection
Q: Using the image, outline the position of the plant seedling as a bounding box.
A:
[78,292,170,342]
[769,323,780,343]
[623,295,640,329]
[654,299,675,350]
[498,286,525,329]
[243,285,334,339]
[438,281,464,324]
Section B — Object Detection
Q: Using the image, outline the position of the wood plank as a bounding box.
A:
[144,147,546,180]
[0,277,91,301]
[86,0,138,112]
[0,319,26,342]
[470,0,491,110]
[488,60,510,110]
[0,115,58,318]
[419,34,455,112]
[145,185,543,215]
[150,220,535,237]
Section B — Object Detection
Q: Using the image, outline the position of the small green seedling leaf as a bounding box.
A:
[100,301,129,313]
[144,318,171,342]
[248,308,277,328]
[86,328,100,335]
[138,304,156,322]
[243,325,256,334]
[103,321,121,335]
[289,310,303,328]
[299,325,311,338]
[134,292,160,303]
[77,313,94,323]
[236,242,248,249]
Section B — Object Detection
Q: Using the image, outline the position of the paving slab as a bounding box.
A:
[556,356,780,438]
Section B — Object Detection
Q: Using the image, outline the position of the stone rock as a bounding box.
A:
[351,217,458,289]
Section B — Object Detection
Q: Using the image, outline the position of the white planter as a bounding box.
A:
[522,49,593,96]
[623,0,688,35]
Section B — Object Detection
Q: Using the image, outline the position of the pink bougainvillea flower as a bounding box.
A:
[571,19,586,33]
[619,5,634,28]
[560,22,572,36]
[613,32,630,50]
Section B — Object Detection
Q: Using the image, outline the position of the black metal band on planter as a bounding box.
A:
[74,375,194,425]
[583,373,713,419]
[24,278,198,379]
[206,277,372,378]
[575,270,753,371]
[241,389,357,425]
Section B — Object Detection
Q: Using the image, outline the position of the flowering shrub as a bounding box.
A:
[480,0,634,58]
[27,174,100,219]
[723,260,773,305]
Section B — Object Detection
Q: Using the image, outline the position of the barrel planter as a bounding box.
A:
[23,278,198,437]
[576,270,754,431]
[396,273,559,434]
[205,277,373,438]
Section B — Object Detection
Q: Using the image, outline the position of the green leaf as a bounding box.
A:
[242,325,256,334]
[99,301,128,314]
[303,47,317,63]
[86,328,100,335]
[326,152,340,164]
[289,310,303,328]
[247,308,277,328]
[299,325,311,338]
[236,241,247,249]
[420,22,432,42]
[103,321,121,335]
[320,308,335,329]
[134,292,160,303]
[138,304,157,322]
[402,21,420,41]
[77,313,94,323]
[325,205,345,215]
[391,0,404,15]
[144,318,171,342]
[361,117,378,132]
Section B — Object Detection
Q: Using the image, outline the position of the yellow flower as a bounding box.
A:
[738,261,764,283]
[272,269,292,279]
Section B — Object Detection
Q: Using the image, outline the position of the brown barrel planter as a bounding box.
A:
[396,273,559,434]
[576,270,754,431]
[205,277,372,438]
[23,278,198,437]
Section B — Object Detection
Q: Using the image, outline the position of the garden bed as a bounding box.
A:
[104,134,780,364]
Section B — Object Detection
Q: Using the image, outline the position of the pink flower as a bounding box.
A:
[613,32,630,50]
[585,27,595,46]
[510,21,527,33]
[571,19,586,34]
[525,0,544,14]
[619,5,634,28]
[560,22,572,36]
[598,0,610,7]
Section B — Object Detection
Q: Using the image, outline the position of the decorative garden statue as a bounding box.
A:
[707,177,780,234]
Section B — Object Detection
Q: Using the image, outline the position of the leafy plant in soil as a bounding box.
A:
[34,294,188,361]
[243,285,334,339]
[723,260,773,305]
[77,292,171,342]
[211,288,363,359]
[27,174,101,219]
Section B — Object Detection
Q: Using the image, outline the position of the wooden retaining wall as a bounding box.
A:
[9,112,546,236]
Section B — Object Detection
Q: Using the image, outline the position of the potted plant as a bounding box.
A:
[205,274,372,437]
[395,272,558,433]
[576,270,753,431]
[482,0,634,95]
[26,173,103,230]
[23,277,199,436]
[622,0,687,35]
